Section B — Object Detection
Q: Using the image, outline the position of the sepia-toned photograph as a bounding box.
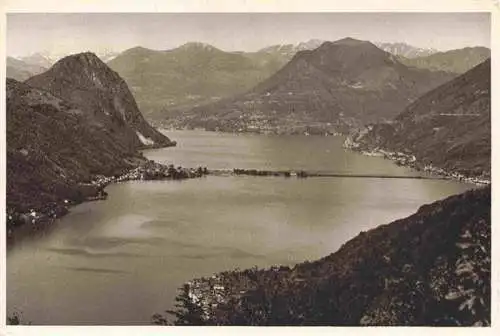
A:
[4,9,491,327]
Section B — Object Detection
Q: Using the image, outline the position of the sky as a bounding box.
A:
[6,12,491,57]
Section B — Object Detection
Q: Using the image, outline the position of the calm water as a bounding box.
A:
[7,130,474,325]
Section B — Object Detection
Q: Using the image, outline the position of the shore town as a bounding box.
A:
[343,137,491,185]
[5,161,209,238]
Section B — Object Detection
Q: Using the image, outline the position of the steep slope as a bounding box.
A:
[177,38,454,133]
[6,78,144,216]
[398,47,490,74]
[348,58,490,179]
[7,57,47,81]
[160,186,490,326]
[25,52,174,148]
[108,43,288,119]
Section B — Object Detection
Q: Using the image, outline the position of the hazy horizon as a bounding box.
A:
[7,13,490,58]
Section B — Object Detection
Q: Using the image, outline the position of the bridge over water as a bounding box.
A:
[208,168,447,180]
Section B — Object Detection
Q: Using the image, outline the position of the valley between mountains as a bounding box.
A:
[6,36,491,326]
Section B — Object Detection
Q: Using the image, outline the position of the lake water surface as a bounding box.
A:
[7,130,474,325]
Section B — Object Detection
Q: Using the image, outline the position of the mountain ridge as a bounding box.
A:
[346,58,491,179]
[174,38,455,133]
[12,41,488,121]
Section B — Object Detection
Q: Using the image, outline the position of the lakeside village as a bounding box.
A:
[343,137,491,185]
[6,161,209,236]
[161,265,293,324]
[161,113,346,136]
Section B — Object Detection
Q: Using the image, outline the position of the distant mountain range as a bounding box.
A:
[107,40,460,120]
[7,51,120,81]
[397,47,491,74]
[257,39,325,59]
[106,43,289,119]
[18,52,54,68]
[7,52,174,217]
[258,40,438,60]
[6,56,47,81]
[174,38,455,133]
[14,50,120,67]
[347,58,490,179]
[375,42,438,58]
[7,41,489,122]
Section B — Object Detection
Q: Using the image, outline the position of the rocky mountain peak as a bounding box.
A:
[25,52,175,149]
[291,37,397,76]
[48,51,122,88]
[66,51,101,63]
[331,37,371,46]
[322,38,387,57]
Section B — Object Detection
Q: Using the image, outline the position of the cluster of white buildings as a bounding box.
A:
[185,275,228,320]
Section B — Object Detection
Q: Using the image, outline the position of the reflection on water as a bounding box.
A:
[7,131,474,325]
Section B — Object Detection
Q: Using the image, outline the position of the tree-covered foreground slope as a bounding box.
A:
[157,186,490,326]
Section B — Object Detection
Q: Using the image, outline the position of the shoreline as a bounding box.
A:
[158,125,343,137]
[6,160,209,246]
[162,128,490,184]
[8,132,488,246]
[342,137,491,186]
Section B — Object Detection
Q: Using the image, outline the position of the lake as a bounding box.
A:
[6,130,474,325]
